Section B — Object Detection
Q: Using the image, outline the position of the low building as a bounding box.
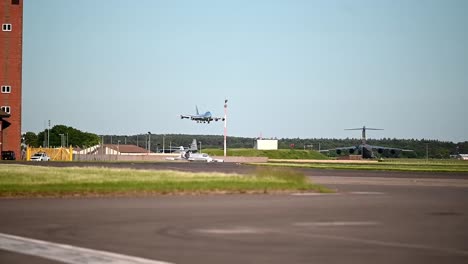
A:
[75,144,150,155]
[254,139,278,150]
[457,154,468,160]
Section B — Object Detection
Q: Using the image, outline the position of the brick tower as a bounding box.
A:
[0,0,22,158]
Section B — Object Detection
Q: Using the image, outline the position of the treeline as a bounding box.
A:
[105,134,467,159]
[24,126,467,159]
[24,125,100,149]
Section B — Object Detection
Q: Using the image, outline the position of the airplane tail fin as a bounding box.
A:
[195,106,199,115]
[190,139,198,152]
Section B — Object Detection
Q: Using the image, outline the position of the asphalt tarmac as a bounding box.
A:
[1,162,467,264]
[8,160,468,179]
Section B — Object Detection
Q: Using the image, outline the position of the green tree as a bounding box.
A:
[23,132,39,147]
[32,125,100,148]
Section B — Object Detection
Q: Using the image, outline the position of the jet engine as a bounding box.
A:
[377,148,384,154]
[336,149,342,155]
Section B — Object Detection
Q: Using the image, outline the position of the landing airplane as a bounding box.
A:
[320,126,413,159]
[180,106,225,124]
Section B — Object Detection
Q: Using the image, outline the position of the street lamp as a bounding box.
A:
[148,132,151,154]
[59,134,64,147]
[117,140,121,155]
[199,141,202,153]
[163,134,165,154]
[47,120,50,148]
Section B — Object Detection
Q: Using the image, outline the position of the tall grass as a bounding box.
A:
[204,148,328,159]
[254,160,468,172]
[0,164,330,197]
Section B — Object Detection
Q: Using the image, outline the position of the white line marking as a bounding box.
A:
[294,221,380,227]
[196,227,268,234]
[350,192,385,195]
[0,233,174,264]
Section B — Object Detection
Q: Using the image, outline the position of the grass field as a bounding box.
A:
[257,159,468,173]
[0,165,331,197]
[204,148,328,159]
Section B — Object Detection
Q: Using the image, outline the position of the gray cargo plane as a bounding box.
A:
[320,126,413,159]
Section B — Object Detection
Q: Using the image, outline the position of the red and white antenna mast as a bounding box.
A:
[223,99,228,157]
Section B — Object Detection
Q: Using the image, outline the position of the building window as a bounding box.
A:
[2,24,12,31]
[1,86,11,93]
[1,106,11,114]
[12,0,20,5]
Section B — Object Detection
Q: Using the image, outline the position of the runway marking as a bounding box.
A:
[294,221,380,227]
[0,233,174,264]
[350,191,385,195]
[196,227,268,234]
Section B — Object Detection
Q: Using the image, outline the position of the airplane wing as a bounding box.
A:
[181,114,205,121]
[212,117,225,122]
[367,145,413,152]
[180,115,192,119]
[319,146,357,152]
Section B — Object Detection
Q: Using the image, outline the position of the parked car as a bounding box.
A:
[30,152,50,161]
[1,150,16,160]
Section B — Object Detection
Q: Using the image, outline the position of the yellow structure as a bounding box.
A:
[26,146,73,161]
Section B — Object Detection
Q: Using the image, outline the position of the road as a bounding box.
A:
[0,162,467,264]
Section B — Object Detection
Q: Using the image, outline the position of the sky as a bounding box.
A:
[22,0,468,142]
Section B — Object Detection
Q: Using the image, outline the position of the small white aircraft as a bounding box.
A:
[165,139,223,162]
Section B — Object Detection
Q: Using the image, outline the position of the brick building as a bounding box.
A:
[1,0,22,157]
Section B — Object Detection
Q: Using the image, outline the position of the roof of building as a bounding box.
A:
[105,144,150,153]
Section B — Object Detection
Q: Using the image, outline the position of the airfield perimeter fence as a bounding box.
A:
[73,154,268,163]
[27,147,73,161]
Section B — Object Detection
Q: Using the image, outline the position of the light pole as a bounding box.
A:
[426,143,429,163]
[163,135,165,154]
[117,140,121,155]
[148,132,151,154]
[59,134,64,147]
[223,99,228,157]
[47,120,50,148]
[199,141,202,153]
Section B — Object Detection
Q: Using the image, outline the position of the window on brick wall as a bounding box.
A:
[1,86,11,93]
[12,0,20,5]
[2,24,12,31]
[1,106,11,114]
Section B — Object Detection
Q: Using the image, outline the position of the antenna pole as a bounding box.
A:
[223,99,228,157]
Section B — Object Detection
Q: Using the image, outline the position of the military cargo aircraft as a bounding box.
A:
[320,126,413,159]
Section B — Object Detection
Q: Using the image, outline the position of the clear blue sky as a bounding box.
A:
[22,0,468,142]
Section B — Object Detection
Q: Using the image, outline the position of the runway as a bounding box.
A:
[1,163,467,263]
